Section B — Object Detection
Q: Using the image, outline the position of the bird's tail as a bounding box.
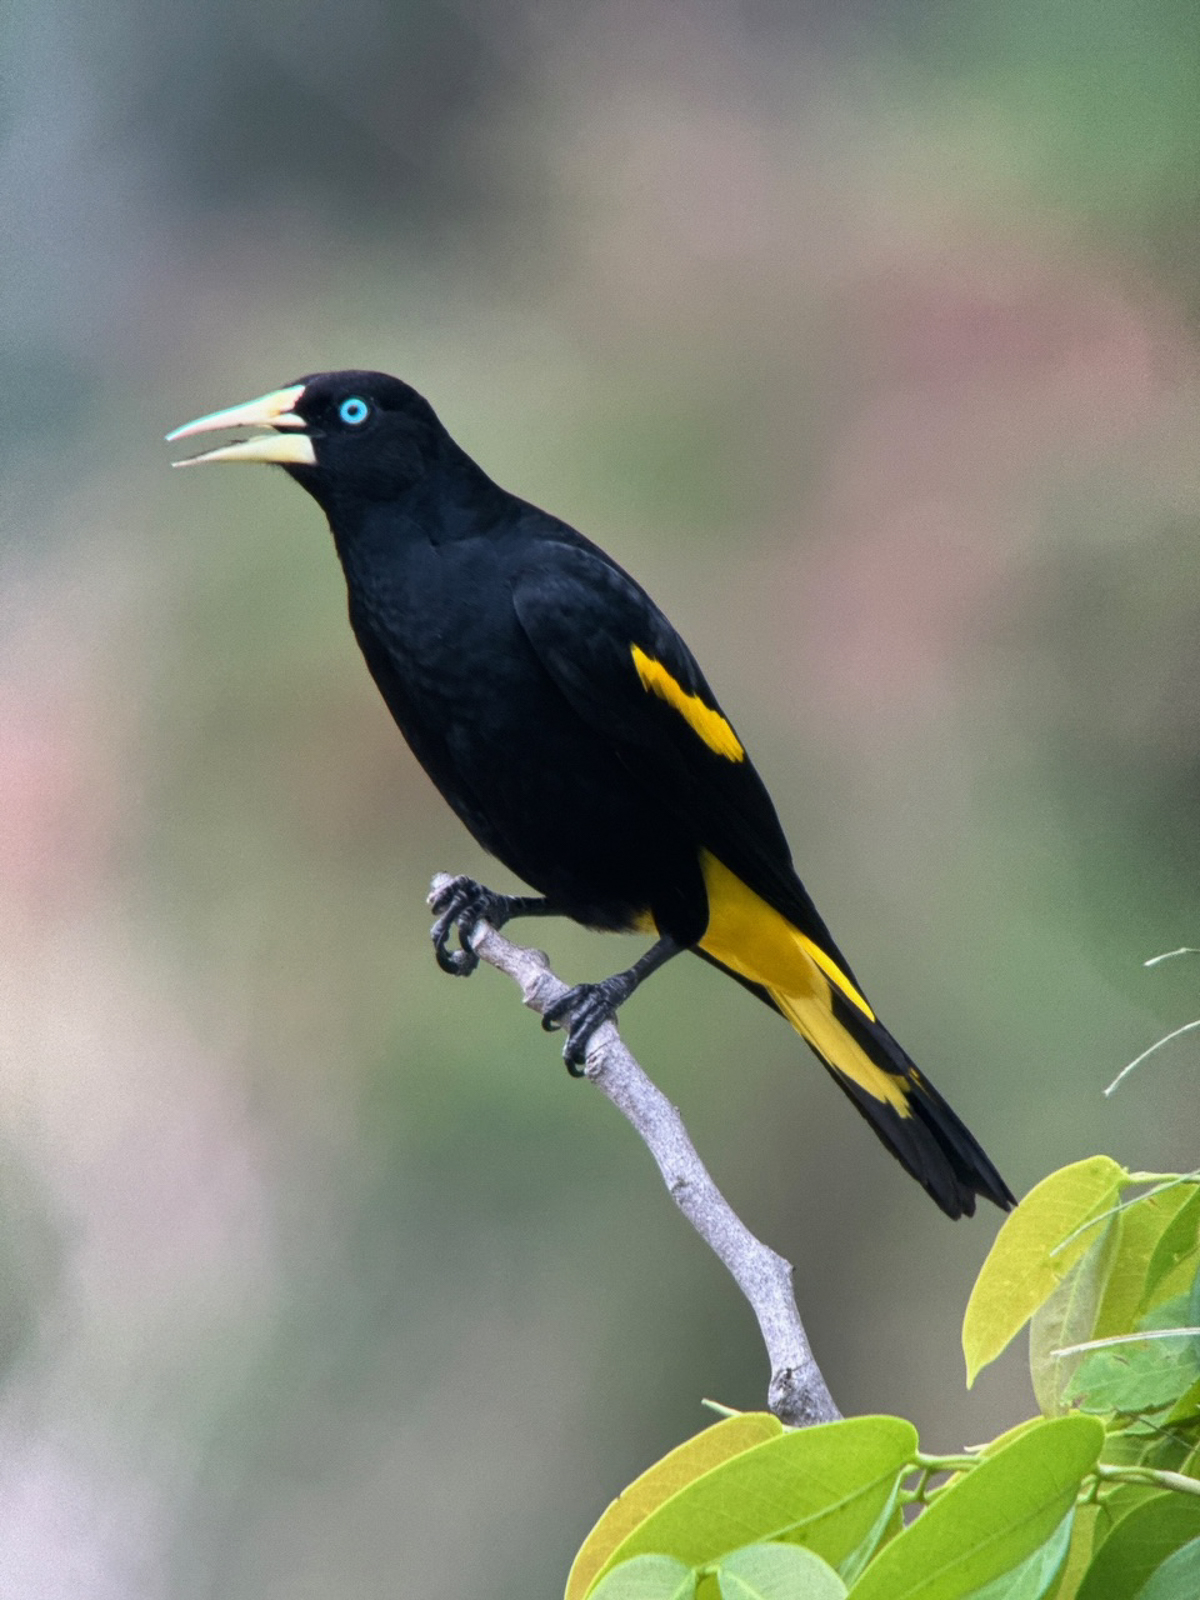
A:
[785,987,1014,1218]
[697,855,1014,1219]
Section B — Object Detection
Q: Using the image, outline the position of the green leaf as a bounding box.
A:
[1166,1374,1200,1426]
[1096,1189,1197,1341]
[970,1416,1051,1459]
[588,1555,697,1600]
[1079,1431,1200,1582]
[589,1416,917,1590]
[567,1415,783,1600]
[1051,1502,1103,1600]
[957,1509,1073,1599]
[1151,1252,1200,1315]
[1133,1534,1200,1600]
[1077,1444,1189,1579]
[1141,1190,1200,1313]
[839,1491,906,1589]
[1065,1341,1200,1416]
[1031,1219,1120,1416]
[1098,1429,1200,1505]
[847,1415,1104,1600]
[1067,1295,1200,1416]
[715,1544,847,1600]
[1140,1292,1200,1342]
[964,1158,1127,1386]
[1075,1492,1200,1600]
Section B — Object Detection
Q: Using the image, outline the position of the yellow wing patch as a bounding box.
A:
[698,852,912,1115]
[631,645,745,762]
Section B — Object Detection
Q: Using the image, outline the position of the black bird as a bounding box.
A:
[168,371,1014,1218]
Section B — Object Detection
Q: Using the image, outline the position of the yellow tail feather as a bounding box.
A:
[697,851,911,1116]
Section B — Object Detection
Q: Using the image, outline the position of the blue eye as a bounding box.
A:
[339,396,370,426]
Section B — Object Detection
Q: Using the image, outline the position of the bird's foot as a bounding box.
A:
[542,972,637,1074]
[428,876,515,976]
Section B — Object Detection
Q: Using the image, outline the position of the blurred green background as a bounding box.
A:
[3,0,1200,1594]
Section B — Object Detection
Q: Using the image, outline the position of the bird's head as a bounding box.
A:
[167,370,444,508]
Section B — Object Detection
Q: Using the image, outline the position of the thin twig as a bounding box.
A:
[1106,1019,1200,1097]
[429,873,840,1428]
[1144,949,1200,968]
[1095,1463,1200,1500]
[1052,1327,1200,1358]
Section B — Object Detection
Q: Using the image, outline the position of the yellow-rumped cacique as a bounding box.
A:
[168,371,1014,1219]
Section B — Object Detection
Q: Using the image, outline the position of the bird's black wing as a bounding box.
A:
[510,538,856,974]
[512,539,1016,1220]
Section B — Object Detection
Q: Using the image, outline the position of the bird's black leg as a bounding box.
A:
[429,875,554,976]
[542,934,684,1074]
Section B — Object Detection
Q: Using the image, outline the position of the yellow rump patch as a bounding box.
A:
[697,852,912,1115]
[631,645,745,762]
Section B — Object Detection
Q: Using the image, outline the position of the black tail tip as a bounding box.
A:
[933,1164,1017,1222]
[908,1083,1016,1220]
[819,995,1016,1219]
[829,1064,1015,1219]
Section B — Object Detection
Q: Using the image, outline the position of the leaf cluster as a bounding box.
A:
[566,1157,1200,1600]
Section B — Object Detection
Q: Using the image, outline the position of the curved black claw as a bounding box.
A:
[542,973,636,1074]
[428,876,510,977]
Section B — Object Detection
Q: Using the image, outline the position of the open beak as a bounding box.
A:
[166,384,317,468]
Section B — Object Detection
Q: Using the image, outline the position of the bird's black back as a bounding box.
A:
[312,412,848,974]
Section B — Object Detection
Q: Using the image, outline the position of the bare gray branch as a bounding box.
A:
[429,873,840,1428]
